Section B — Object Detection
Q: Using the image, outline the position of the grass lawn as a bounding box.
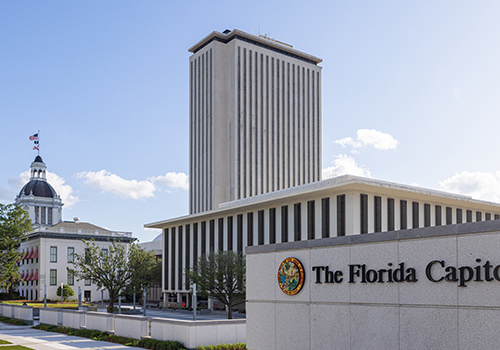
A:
[0,346,33,350]
[0,340,13,344]
[1,301,87,309]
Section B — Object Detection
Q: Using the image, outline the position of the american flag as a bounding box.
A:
[29,133,38,141]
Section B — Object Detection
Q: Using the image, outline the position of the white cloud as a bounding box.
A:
[8,170,79,208]
[149,172,189,190]
[357,129,399,150]
[47,172,80,208]
[334,129,399,151]
[439,171,500,202]
[0,187,15,203]
[322,155,372,179]
[77,170,156,200]
[334,136,360,148]
[76,170,189,200]
[8,171,28,190]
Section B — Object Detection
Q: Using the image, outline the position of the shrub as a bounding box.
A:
[137,338,184,350]
[0,316,28,326]
[102,335,139,346]
[0,292,22,300]
[33,324,56,331]
[75,329,107,339]
[56,285,75,302]
[197,343,246,350]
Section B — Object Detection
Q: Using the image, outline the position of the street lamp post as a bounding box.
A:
[133,287,136,310]
[118,289,122,314]
[193,283,197,321]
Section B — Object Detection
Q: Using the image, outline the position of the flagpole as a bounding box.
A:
[38,130,40,156]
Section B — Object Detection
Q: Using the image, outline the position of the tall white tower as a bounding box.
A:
[15,155,63,227]
[189,29,323,214]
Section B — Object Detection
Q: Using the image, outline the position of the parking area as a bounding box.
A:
[118,304,245,321]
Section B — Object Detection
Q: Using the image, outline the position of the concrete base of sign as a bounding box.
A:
[246,220,500,350]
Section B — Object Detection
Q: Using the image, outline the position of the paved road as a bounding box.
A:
[0,323,144,350]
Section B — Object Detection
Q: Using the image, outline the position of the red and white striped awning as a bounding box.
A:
[25,270,33,281]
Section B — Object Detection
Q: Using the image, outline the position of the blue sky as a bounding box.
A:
[2,1,500,242]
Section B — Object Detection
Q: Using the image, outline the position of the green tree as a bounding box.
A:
[127,248,162,296]
[56,284,75,302]
[0,204,32,298]
[68,239,137,312]
[185,250,246,319]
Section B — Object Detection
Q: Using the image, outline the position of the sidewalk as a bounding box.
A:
[0,323,144,350]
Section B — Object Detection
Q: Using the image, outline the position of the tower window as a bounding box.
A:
[322,197,330,238]
[374,196,382,232]
[258,210,264,245]
[412,202,419,228]
[294,203,301,241]
[435,205,442,226]
[466,210,473,223]
[281,205,288,243]
[247,212,254,246]
[387,198,395,231]
[337,195,346,236]
[269,208,276,244]
[307,200,315,240]
[227,217,233,251]
[400,200,407,230]
[424,204,431,227]
[360,194,368,234]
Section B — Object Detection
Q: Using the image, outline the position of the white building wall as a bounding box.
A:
[19,236,117,302]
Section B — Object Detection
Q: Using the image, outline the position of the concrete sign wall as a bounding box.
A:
[246,220,500,350]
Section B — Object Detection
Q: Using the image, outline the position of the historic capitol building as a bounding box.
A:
[15,156,134,302]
